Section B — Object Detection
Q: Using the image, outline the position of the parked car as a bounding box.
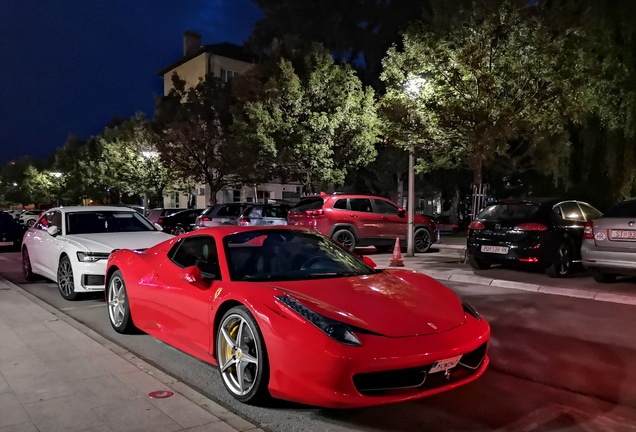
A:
[194,202,250,229]
[18,210,43,227]
[0,211,26,249]
[105,226,489,408]
[238,203,290,227]
[287,193,437,252]
[22,206,173,300]
[581,198,636,282]
[466,198,602,277]
[158,209,203,235]
[146,208,182,224]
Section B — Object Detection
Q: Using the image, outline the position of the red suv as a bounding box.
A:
[287,193,437,252]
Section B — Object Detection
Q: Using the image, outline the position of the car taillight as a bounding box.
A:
[157,218,164,225]
[513,223,548,231]
[238,217,249,226]
[305,209,324,216]
[583,221,594,239]
[200,216,211,222]
[468,221,485,230]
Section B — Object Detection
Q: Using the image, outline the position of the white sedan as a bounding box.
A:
[22,206,173,300]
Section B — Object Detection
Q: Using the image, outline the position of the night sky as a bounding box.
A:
[0,1,263,163]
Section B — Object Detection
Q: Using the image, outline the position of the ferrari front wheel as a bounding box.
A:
[216,306,269,404]
[107,270,137,334]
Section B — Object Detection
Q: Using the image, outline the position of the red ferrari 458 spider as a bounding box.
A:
[105,226,489,408]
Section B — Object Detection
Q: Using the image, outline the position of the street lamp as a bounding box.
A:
[141,151,159,212]
[404,76,427,257]
[49,172,62,206]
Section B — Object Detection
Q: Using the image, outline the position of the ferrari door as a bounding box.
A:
[152,235,220,358]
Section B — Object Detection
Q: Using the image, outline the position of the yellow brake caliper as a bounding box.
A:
[226,324,239,369]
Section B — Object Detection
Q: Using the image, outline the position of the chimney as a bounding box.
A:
[183,31,201,56]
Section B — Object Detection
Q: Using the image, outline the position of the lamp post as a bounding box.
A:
[141,151,158,212]
[404,76,427,257]
[50,172,62,206]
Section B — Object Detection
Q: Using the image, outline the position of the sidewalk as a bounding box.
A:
[368,235,636,307]
[0,276,261,432]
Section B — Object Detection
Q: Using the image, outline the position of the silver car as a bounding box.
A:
[237,204,290,227]
[581,198,636,282]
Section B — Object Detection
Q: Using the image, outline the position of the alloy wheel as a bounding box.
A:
[218,314,260,397]
[58,259,75,298]
[108,276,127,328]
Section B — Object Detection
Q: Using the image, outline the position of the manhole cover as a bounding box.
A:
[148,390,173,399]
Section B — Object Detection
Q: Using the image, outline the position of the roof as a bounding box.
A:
[157,42,254,77]
[51,206,140,213]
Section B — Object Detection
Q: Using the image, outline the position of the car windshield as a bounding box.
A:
[66,211,155,235]
[477,203,541,220]
[223,229,377,281]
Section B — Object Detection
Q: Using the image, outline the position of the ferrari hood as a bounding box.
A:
[271,270,465,338]
[67,232,173,252]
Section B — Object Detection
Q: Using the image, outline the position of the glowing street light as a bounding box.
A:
[404,76,427,257]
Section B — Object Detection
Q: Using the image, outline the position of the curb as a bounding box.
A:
[380,265,636,306]
[0,275,262,432]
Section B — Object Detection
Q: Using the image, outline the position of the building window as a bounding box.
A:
[220,68,240,83]
[233,190,241,202]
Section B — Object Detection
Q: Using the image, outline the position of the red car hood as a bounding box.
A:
[267,270,465,338]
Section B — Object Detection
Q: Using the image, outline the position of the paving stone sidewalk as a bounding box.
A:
[0,276,262,432]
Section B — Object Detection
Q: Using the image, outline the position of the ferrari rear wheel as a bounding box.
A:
[57,255,78,300]
[107,270,137,334]
[216,306,269,404]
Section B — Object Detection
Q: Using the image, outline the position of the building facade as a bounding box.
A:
[158,31,302,209]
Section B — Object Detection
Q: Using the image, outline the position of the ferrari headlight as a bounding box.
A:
[463,302,482,321]
[76,252,110,263]
[276,295,362,346]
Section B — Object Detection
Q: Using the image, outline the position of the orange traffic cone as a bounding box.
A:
[389,237,404,267]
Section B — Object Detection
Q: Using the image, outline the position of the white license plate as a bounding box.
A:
[610,230,636,240]
[429,355,462,374]
[0,241,13,246]
[481,245,509,254]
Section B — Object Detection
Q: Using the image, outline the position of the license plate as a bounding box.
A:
[610,230,636,240]
[429,355,461,374]
[0,241,12,246]
[481,245,509,254]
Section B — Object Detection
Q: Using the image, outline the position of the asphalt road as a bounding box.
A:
[2,250,636,431]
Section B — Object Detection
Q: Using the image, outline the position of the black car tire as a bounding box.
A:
[107,270,137,334]
[591,270,617,283]
[546,243,572,278]
[414,228,433,253]
[216,305,270,404]
[171,225,186,236]
[332,229,356,250]
[57,255,79,300]
[26,219,36,227]
[468,255,491,270]
[22,247,37,281]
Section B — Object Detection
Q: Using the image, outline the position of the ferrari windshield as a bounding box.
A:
[223,229,376,281]
[66,211,155,235]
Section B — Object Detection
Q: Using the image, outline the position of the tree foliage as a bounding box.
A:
[98,114,175,208]
[380,0,587,185]
[248,0,431,88]
[233,43,381,193]
[154,75,248,205]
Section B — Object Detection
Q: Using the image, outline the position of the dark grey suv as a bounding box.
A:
[194,203,250,229]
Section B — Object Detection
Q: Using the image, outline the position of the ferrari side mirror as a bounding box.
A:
[180,266,202,284]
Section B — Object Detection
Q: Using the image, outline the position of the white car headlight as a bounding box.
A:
[76,252,110,263]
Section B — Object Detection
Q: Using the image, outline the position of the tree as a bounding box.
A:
[21,166,56,206]
[233,43,381,193]
[98,114,175,208]
[154,75,247,206]
[380,0,587,194]
[248,0,432,88]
